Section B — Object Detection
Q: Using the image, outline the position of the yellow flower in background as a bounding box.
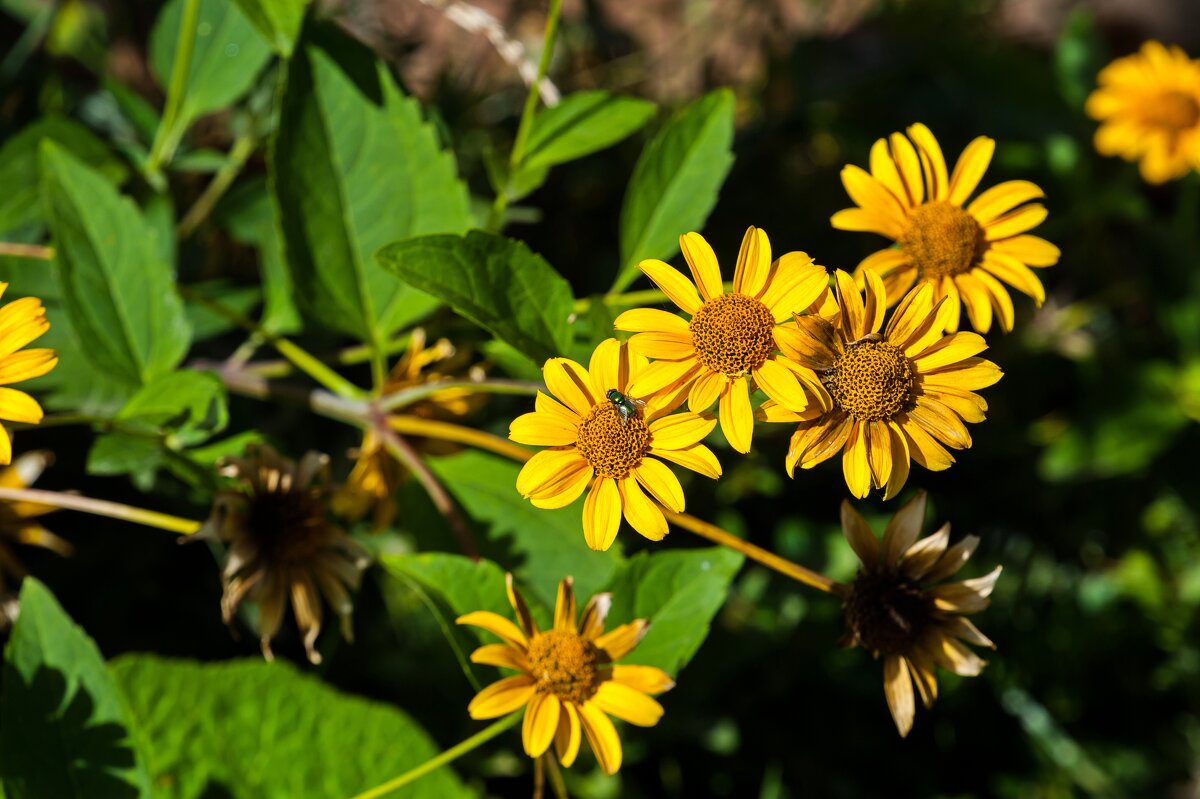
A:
[510,338,720,551]
[614,227,830,453]
[198,444,370,664]
[762,270,1002,499]
[838,492,1000,737]
[0,451,70,629]
[1086,40,1200,184]
[0,286,58,463]
[333,328,483,529]
[832,124,1059,333]
[458,574,673,775]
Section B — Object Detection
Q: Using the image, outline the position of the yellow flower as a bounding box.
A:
[612,227,830,453]
[510,338,720,551]
[0,286,58,463]
[832,123,1060,333]
[762,270,1002,499]
[0,451,70,628]
[198,443,370,663]
[333,329,483,529]
[1086,40,1200,184]
[838,492,1000,737]
[458,574,673,775]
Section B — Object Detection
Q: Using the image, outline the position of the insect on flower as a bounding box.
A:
[605,388,647,427]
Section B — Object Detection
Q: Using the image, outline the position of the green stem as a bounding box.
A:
[177,131,257,238]
[145,0,200,176]
[348,713,522,799]
[0,488,201,535]
[245,337,412,380]
[544,755,569,799]
[180,286,367,400]
[377,379,540,413]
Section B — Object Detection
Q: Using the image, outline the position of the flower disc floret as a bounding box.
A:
[527,629,600,704]
[1147,90,1200,130]
[901,201,985,279]
[575,403,651,479]
[688,293,776,377]
[823,341,914,422]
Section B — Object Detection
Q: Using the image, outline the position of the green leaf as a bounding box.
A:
[217,178,301,334]
[149,0,273,129]
[116,370,228,443]
[0,116,128,237]
[602,547,742,676]
[522,91,656,172]
[110,655,475,799]
[232,0,307,56]
[0,578,152,799]
[614,89,735,292]
[86,433,168,491]
[377,231,574,364]
[426,450,622,608]
[40,143,191,386]
[383,552,515,625]
[272,30,473,346]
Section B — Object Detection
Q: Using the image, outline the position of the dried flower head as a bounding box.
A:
[0,451,70,628]
[458,574,674,775]
[199,443,370,663]
[838,492,1000,737]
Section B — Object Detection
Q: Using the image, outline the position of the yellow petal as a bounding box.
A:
[509,411,577,447]
[921,356,1003,392]
[866,419,893,490]
[592,680,664,727]
[528,464,591,510]
[456,611,528,649]
[614,308,690,333]
[595,620,649,661]
[901,521,950,580]
[579,593,612,640]
[687,370,724,412]
[989,234,1060,267]
[618,477,668,541]
[790,414,852,474]
[830,207,900,238]
[889,132,925,206]
[611,664,675,695]
[578,701,623,775]
[980,252,1046,306]
[922,386,988,423]
[841,421,871,498]
[583,477,622,551]
[840,165,906,238]
[630,331,695,361]
[884,282,936,346]
[983,203,1049,241]
[972,269,1015,333]
[861,266,887,335]
[680,232,724,301]
[588,338,627,400]
[470,643,530,671]
[938,274,962,335]
[0,349,57,386]
[908,399,972,450]
[631,457,684,513]
[733,226,771,297]
[966,180,1044,224]
[753,358,808,413]
[507,572,538,638]
[0,388,43,424]
[924,535,980,582]
[883,655,915,738]
[638,259,702,315]
[535,390,580,426]
[882,420,911,501]
[554,701,582,767]
[869,137,910,208]
[835,269,868,340]
[0,298,50,358]
[648,443,721,479]
[762,256,832,323]
[468,675,536,719]
[911,331,988,371]
[953,271,993,334]
[523,692,561,757]
[555,576,577,632]
[544,358,599,417]
[718,377,753,454]
[648,411,715,450]
[947,136,995,206]
[898,415,955,471]
[840,499,879,567]
[907,123,949,201]
[627,358,700,398]
[516,448,588,499]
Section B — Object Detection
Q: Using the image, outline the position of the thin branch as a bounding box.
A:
[0,243,54,260]
[377,378,541,413]
[0,487,201,535]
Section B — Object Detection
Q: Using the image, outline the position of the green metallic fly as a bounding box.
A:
[606,388,647,427]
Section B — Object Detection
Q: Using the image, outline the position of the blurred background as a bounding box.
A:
[3,0,1200,797]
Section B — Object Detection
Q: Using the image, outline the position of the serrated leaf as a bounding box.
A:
[272,29,473,346]
[117,370,228,442]
[614,89,735,292]
[0,578,152,799]
[377,231,573,364]
[0,116,128,238]
[39,143,191,386]
[522,90,656,172]
[602,547,743,676]
[232,0,307,56]
[110,655,475,799]
[149,0,273,129]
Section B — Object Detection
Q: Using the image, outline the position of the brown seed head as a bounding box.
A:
[689,293,776,377]
[823,341,914,422]
[526,629,601,704]
[575,402,651,479]
[902,201,986,279]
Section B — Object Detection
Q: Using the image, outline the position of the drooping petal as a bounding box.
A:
[523,692,561,757]
[583,477,622,552]
[953,271,993,334]
[865,419,893,490]
[980,252,1046,305]
[687,370,725,412]
[842,421,871,498]
[753,358,809,412]
[554,701,582,767]
[840,499,879,567]
[578,701,623,775]
[468,675,537,719]
[631,457,685,513]
[883,654,916,738]
[882,420,911,500]
[592,680,665,727]
[718,376,754,454]
[618,477,668,541]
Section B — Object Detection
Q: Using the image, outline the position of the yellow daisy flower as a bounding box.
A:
[510,338,720,551]
[1086,40,1200,184]
[838,492,1000,737]
[762,270,1002,499]
[832,123,1060,333]
[0,286,58,463]
[458,574,673,775]
[613,227,830,453]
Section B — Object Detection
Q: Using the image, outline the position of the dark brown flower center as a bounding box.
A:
[526,629,600,704]
[246,488,330,563]
[902,201,986,279]
[844,570,934,655]
[1146,90,1200,132]
[689,293,776,377]
[822,341,914,422]
[575,402,651,479]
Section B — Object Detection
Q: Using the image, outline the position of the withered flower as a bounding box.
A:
[839,491,1000,737]
[199,443,370,663]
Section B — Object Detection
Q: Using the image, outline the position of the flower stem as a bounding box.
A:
[347,712,522,799]
[378,379,541,413]
[544,754,569,799]
[145,0,200,176]
[0,243,54,260]
[0,488,201,535]
[177,130,257,238]
[386,416,532,462]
